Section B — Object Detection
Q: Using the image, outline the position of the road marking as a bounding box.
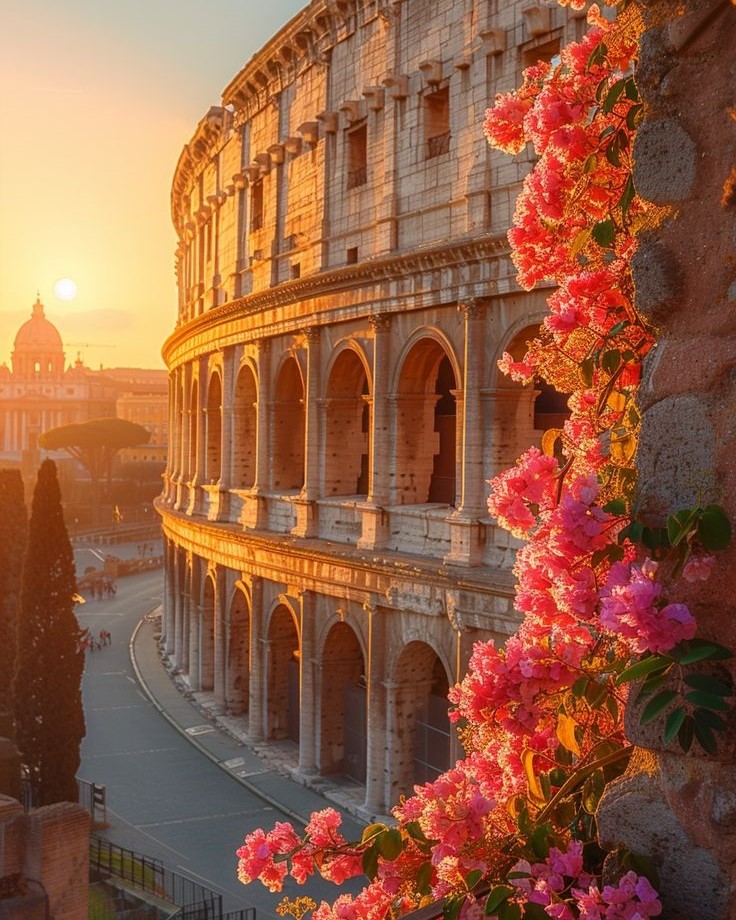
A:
[138,808,273,829]
[236,769,266,779]
[185,725,215,736]
[223,757,245,769]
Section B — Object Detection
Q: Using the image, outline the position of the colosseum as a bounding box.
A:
[158,0,586,818]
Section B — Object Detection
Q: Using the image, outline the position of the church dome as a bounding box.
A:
[12,296,65,379]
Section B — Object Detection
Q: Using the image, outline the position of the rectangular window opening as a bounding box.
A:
[346,121,368,190]
[425,86,450,159]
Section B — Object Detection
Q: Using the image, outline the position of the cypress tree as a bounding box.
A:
[14,460,85,804]
[0,469,27,734]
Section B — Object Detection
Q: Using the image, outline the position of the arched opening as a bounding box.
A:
[273,357,305,491]
[267,605,300,741]
[227,589,250,715]
[189,379,199,481]
[394,339,457,505]
[200,576,216,692]
[390,642,451,801]
[320,622,365,780]
[206,373,222,483]
[178,547,190,673]
[491,325,569,475]
[324,350,370,497]
[428,355,457,504]
[233,364,257,489]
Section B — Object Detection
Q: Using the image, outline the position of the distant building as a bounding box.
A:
[158,0,580,816]
[0,297,168,496]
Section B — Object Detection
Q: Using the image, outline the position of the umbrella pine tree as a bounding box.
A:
[14,460,85,804]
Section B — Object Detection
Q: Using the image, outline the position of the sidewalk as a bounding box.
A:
[130,610,381,836]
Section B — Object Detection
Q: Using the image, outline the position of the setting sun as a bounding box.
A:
[53,277,78,301]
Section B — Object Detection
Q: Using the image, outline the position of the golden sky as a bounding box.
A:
[0,0,304,371]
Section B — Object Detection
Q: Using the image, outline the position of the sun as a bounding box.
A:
[54,278,78,301]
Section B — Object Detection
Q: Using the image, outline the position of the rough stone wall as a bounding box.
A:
[0,795,89,920]
[597,3,736,918]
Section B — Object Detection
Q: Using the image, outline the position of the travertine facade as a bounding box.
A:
[159,0,584,815]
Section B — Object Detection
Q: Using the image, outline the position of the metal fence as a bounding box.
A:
[89,837,224,919]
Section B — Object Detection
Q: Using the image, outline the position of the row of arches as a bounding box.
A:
[164,545,457,811]
[169,321,566,519]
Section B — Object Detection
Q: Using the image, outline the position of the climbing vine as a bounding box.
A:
[236,3,732,918]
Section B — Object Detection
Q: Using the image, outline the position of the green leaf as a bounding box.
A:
[592,219,616,248]
[498,902,522,920]
[602,78,627,114]
[616,655,669,685]
[405,821,432,844]
[663,707,686,744]
[626,103,643,131]
[584,680,608,709]
[667,508,699,547]
[605,138,622,167]
[580,358,595,386]
[377,828,403,860]
[485,886,515,915]
[684,673,732,697]
[694,721,718,756]
[694,708,727,731]
[684,690,730,712]
[637,672,671,699]
[466,870,484,891]
[605,694,619,723]
[642,526,668,551]
[698,505,732,550]
[416,862,432,894]
[674,640,733,665]
[444,896,464,920]
[362,845,379,880]
[601,349,622,374]
[522,905,550,920]
[588,41,608,71]
[619,175,635,218]
[640,690,677,724]
[678,715,694,753]
[529,823,552,859]
[361,822,388,844]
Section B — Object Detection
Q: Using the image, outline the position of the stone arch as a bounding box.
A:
[205,370,223,483]
[490,322,569,474]
[226,584,250,715]
[390,640,451,800]
[323,345,372,496]
[273,355,305,491]
[200,571,216,692]
[319,620,366,779]
[266,602,301,741]
[233,361,258,489]
[392,333,460,505]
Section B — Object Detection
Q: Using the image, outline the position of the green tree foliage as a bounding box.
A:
[39,417,151,498]
[14,460,85,804]
[0,469,27,731]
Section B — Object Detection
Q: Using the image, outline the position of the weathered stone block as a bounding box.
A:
[633,119,697,204]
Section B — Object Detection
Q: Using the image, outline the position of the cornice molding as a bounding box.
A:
[162,236,511,365]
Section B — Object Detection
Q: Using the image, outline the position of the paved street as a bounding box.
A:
[77,558,365,917]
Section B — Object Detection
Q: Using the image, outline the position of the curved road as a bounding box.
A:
[77,565,361,917]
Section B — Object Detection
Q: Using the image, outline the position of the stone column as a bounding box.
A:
[248,576,265,740]
[292,327,321,537]
[173,549,184,666]
[163,538,175,655]
[213,566,228,708]
[245,339,272,530]
[363,602,388,815]
[297,590,318,776]
[446,298,487,566]
[358,314,391,549]
[188,355,208,515]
